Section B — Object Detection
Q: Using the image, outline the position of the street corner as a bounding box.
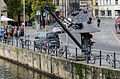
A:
[112,28,120,41]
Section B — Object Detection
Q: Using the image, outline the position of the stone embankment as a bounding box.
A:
[0,43,120,79]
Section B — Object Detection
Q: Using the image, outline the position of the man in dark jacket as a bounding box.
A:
[97,18,101,28]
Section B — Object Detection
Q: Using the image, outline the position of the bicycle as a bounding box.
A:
[58,46,71,57]
[106,54,120,68]
[19,35,31,49]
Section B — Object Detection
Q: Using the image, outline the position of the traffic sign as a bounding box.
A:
[43,11,47,16]
[36,11,40,15]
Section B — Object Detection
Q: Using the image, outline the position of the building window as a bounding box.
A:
[115,0,118,5]
[106,0,108,5]
[109,0,111,5]
[103,0,105,5]
[115,10,120,16]
[100,10,105,16]
[95,1,98,5]
[107,10,111,16]
[56,0,59,6]
[95,10,98,16]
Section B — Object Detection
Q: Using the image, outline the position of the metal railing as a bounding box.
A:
[0,35,120,69]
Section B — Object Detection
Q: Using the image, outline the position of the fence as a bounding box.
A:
[0,35,120,69]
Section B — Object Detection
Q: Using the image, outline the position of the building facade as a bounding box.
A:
[98,0,120,18]
[93,0,98,17]
[53,0,70,17]
[0,0,7,17]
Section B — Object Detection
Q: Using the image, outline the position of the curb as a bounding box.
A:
[112,28,120,42]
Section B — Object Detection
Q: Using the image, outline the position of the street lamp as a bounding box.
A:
[65,0,69,47]
[23,0,26,39]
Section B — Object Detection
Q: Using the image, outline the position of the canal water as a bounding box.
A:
[0,58,53,79]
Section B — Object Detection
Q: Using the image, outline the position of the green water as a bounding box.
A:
[0,59,53,79]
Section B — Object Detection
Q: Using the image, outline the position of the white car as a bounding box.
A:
[52,25,64,33]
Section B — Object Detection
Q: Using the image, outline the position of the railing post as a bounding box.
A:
[48,43,49,54]
[65,45,67,59]
[16,37,18,47]
[40,45,42,53]
[55,45,57,56]
[28,43,29,50]
[75,47,78,61]
[7,38,9,45]
[114,52,116,69]
[86,49,89,64]
[34,41,35,51]
[12,37,13,46]
[99,50,102,66]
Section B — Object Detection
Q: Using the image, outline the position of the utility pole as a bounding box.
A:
[23,0,26,39]
[65,0,69,47]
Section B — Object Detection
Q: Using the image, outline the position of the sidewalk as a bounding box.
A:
[92,18,120,46]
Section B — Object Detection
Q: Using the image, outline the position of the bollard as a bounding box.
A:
[55,45,57,56]
[65,46,67,59]
[114,52,116,69]
[75,47,78,61]
[99,50,102,66]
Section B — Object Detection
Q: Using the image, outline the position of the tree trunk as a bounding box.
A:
[18,15,21,26]
[41,11,45,28]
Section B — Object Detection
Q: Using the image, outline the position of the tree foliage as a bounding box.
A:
[4,0,56,22]
[30,0,56,19]
[4,0,23,18]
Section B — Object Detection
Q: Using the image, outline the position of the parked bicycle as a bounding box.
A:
[58,46,71,57]
[19,35,31,49]
[106,54,120,68]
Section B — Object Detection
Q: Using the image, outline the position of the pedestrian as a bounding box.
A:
[97,18,101,28]
[115,24,118,33]
[89,17,92,23]
[87,17,92,24]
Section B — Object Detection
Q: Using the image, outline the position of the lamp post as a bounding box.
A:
[65,0,69,47]
[23,0,26,39]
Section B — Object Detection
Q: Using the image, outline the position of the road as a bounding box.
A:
[23,10,120,53]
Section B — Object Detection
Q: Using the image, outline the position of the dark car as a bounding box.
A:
[34,32,60,49]
[84,10,87,13]
[46,32,60,47]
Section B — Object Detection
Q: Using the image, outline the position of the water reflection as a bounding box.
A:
[0,59,52,79]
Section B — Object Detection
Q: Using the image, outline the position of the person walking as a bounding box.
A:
[97,18,101,28]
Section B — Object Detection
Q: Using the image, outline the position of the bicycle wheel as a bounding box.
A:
[105,55,114,67]
[58,48,64,57]
[88,53,96,64]
[25,40,31,45]
[67,50,71,57]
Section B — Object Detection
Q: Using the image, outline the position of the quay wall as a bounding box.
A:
[0,43,120,79]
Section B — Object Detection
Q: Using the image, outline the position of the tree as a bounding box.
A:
[31,0,56,28]
[4,0,23,25]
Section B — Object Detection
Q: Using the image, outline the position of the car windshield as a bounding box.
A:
[54,25,60,27]
[47,33,57,38]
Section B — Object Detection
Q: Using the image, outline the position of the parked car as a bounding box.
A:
[34,32,60,49]
[84,10,87,14]
[52,24,64,33]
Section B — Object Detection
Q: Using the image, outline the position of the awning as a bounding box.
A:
[1,16,14,21]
